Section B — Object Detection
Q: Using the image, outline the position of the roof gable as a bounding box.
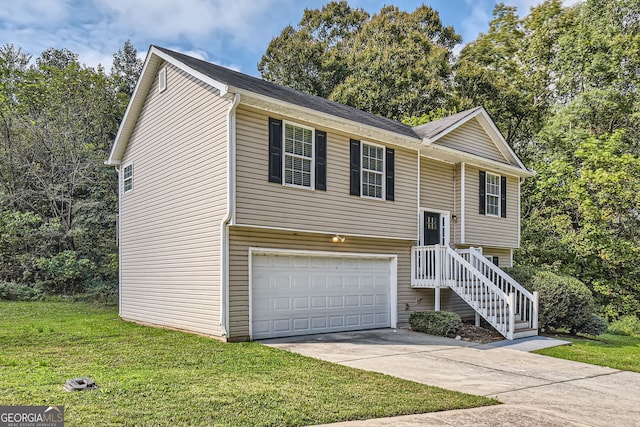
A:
[107,46,530,176]
[412,107,525,169]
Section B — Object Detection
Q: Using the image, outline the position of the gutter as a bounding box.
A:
[220,93,241,338]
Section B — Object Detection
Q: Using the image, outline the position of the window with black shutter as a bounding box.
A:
[350,140,394,201]
[480,170,506,217]
[267,118,326,191]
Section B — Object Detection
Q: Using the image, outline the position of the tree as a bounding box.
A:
[0,45,125,296]
[111,40,144,97]
[331,5,460,119]
[454,2,566,153]
[259,2,460,119]
[258,1,369,99]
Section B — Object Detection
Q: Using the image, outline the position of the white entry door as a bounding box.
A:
[251,252,393,339]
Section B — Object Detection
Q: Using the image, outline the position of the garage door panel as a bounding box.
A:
[252,253,392,339]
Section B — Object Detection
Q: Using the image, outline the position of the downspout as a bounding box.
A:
[114,165,122,316]
[416,150,420,242]
[220,93,241,339]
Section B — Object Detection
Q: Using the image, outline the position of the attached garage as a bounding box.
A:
[250,250,397,339]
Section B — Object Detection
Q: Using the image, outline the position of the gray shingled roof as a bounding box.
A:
[155,46,487,144]
[155,46,423,139]
[412,107,482,140]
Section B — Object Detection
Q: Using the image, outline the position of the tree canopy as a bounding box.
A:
[259,1,460,120]
[0,41,141,299]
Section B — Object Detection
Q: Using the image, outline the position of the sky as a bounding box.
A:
[1,0,576,77]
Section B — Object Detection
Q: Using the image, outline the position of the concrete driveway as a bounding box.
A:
[262,329,640,426]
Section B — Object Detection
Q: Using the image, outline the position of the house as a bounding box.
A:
[106,46,538,342]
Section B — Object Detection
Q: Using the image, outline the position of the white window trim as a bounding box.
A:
[419,208,450,246]
[158,67,167,93]
[360,140,385,201]
[123,162,134,193]
[485,171,501,217]
[282,120,315,191]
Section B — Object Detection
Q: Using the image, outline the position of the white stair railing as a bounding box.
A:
[412,245,516,338]
[457,247,538,330]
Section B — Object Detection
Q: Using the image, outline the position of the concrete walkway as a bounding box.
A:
[262,329,640,426]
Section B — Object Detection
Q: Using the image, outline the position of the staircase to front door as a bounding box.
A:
[411,245,538,340]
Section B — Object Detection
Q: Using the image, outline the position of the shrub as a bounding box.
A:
[0,281,43,301]
[579,314,608,336]
[409,311,462,338]
[505,266,595,334]
[607,315,640,337]
[33,250,97,294]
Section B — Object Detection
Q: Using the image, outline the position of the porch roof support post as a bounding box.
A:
[434,287,441,312]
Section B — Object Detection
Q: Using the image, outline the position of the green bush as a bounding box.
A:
[607,315,640,337]
[0,281,43,301]
[579,314,608,336]
[505,266,596,334]
[409,311,462,338]
[33,250,97,294]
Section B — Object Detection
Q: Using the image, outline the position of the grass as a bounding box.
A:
[0,301,496,426]
[535,333,640,373]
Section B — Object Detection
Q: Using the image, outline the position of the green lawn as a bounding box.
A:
[0,301,496,426]
[535,333,640,373]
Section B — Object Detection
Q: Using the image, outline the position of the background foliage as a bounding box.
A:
[0,41,141,301]
[1,1,639,322]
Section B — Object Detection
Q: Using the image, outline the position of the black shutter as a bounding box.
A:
[479,171,486,215]
[268,118,283,183]
[315,130,327,191]
[500,176,507,218]
[385,148,395,201]
[349,139,361,196]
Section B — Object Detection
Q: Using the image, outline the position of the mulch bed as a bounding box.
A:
[458,322,505,344]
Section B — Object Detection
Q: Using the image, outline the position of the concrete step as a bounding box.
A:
[513,328,538,339]
[514,320,530,330]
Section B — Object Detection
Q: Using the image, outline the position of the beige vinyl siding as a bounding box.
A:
[119,63,228,337]
[234,106,417,240]
[420,157,455,212]
[463,164,519,248]
[437,118,508,164]
[453,164,462,245]
[482,247,513,268]
[227,226,449,341]
[440,289,476,320]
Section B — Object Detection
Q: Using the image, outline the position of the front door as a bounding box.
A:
[423,212,441,246]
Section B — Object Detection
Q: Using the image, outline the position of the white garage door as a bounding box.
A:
[251,252,393,339]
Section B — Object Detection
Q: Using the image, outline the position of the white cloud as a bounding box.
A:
[93,0,295,51]
[0,0,68,26]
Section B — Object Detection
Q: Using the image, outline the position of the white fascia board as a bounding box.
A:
[236,91,423,151]
[422,144,535,178]
[475,109,528,171]
[106,47,230,166]
[421,107,529,173]
[420,108,481,145]
[150,47,229,96]
[106,49,159,165]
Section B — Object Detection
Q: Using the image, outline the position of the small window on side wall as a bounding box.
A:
[123,164,133,193]
[158,67,167,93]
